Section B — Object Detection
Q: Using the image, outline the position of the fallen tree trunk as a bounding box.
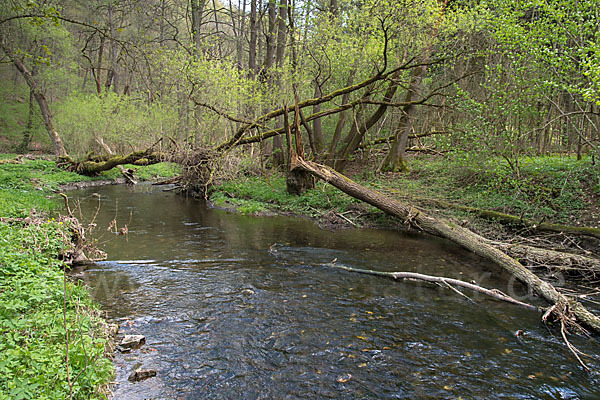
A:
[491,241,600,275]
[323,262,539,311]
[58,149,163,176]
[414,197,600,240]
[373,190,600,275]
[291,158,600,334]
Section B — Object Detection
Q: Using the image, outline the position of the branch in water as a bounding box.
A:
[322,262,540,311]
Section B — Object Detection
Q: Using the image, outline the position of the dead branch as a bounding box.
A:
[358,131,448,148]
[215,59,436,152]
[415,197,600,240]
[323,262,540,310]
[290,157,600,334]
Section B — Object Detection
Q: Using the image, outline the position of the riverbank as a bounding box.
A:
[209,154,600,254]
[0,154,178,399]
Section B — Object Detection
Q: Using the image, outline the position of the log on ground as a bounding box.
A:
[291,158,600,334]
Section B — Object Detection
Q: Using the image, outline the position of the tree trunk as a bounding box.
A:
[271,0,288,168]
[290,158,600,334]
[285,102,315,195]
[275,0,288,69]
[17,87,35,153]
[190,0,206,54]
[61,150,163,175]
[236,0,247,71]
[326,67,357,166]
[1,40,68,157]
[263,0,277,76]
[212,0,223,59]
[248,0,258,77]
[381,65,426,172]
[105,4,119,93]
[94,35,105,94]
[335,71,401,172]
[312,82,324,155]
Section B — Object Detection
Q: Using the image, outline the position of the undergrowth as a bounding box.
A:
[0,158,114,399]
[211,155,599,228]
[210,175,359,217]
[393,155,600,224]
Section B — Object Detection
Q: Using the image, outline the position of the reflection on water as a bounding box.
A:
[70,184,600,399]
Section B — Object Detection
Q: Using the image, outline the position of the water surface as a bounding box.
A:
[70,184,600,399]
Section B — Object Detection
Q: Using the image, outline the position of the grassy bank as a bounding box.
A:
[209,155,600,233]
[0,156,112,399]
[0,155,179,399]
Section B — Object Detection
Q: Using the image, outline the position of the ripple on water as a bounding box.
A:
[69,185,600,399]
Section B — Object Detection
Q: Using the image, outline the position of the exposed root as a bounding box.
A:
[542,300,594,371]
[175,146,241,197]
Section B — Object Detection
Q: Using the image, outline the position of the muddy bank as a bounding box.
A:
[58,178,128,191]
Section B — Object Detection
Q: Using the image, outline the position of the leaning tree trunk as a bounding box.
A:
[381,65,426,172]
[290,158,600,334]
[0,39,68,157]
[17,87,35,153]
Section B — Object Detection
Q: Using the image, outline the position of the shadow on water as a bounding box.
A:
[69,184,600,399]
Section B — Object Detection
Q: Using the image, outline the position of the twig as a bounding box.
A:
[561,319,591,371]
[60,193,73,218]
[335,211,357,227]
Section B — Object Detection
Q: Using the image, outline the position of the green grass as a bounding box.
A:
[0,158,114,399]
[0,81,47,150]
[98,161,180,181]
[381,154,600,224]
[210,175,360,217]
[0,158,95,217]
[212,155,599,227]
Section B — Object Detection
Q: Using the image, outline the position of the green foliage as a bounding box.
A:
[97,162,180,181]
[54,93,179,157]
[0,223,113,400]
[490,0,599,104]
[0,81,46,150]
[0,159,114,399]
[403,155,599,223]
[210,175,358,217]
[0,158,96,217]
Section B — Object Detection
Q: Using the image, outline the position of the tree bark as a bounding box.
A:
[190,0,206,54]
[60,150,163,175]
[335,71,402,172]
[290,158,600,334]
[263,0,277,76]
[403,196,600,240]
[275,0,288,69]
[326,67,357,166]
[1,39,68,157]
[248,0,258,77]
[17,87,35,153]
[381,65,427,172]
[311,83,325,153]
[94,35,105,94]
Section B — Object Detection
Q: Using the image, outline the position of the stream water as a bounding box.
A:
[69,184,600,399]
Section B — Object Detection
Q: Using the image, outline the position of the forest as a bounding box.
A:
[1,0,599,398]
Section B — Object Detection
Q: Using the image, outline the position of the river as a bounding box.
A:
[70,184,599,399]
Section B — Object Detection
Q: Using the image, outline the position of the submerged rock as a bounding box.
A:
[128,368,157,382]
[119,334,146,349]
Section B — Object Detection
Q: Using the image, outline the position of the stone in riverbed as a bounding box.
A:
[128,368,157,382]
[119,334,146,349]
